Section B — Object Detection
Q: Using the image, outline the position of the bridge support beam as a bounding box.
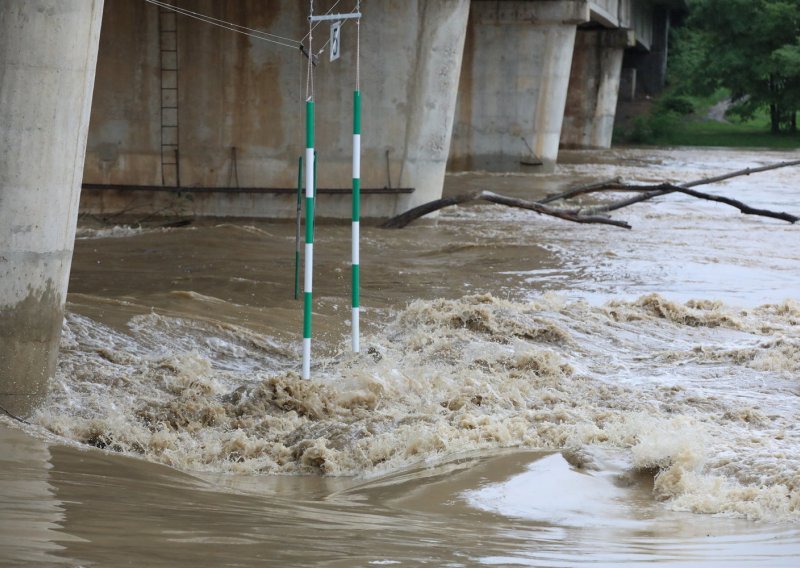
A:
[449,1,590,172]
[0,1,104,417]
[623,5,672,98]
[561,28,635,149]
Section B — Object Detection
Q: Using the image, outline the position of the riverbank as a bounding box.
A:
[614,95,800,149]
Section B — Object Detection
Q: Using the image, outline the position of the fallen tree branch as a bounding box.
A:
[382,193,477,228]
[679,159,800,189]
[539,177,623,204]
[480,191,631,228]
[583,183,799,223]
[383,190,631,229]
[547,160,800,218]
[546,160,800,203]
[383,159,800,229]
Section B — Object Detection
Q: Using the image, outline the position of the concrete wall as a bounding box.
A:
[0,1,104,416]
[589,0,633,27]
[82,0,682,216]
[448,1,589,172]
[83,0,469,216]
[86,1,160,186]
[78,186,412,221]
[630,0,656,50]
[561,28,635,148]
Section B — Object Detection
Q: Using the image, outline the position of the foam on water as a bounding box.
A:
[33,292,800,522]
[75,225,148,239]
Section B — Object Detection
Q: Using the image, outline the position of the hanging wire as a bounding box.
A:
[306,0,315,101]
[315,20,346,57]
[143,0,301,50]
[311,1,361,61]
[356,0,361,90]
[314,11,351,56]
[301,0,342,43]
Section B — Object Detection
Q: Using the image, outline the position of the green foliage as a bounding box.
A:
[668,27,715,96]
[773,42,800,76]
[619,111,682,145]
[655,117,800,149]
[658,94,696,115]
[669,0,800,133]
[614,105,800,149]
[627,117,653,144]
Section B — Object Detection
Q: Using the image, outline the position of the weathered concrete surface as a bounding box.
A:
[566,1,686,148]
[0,1,104,417]
[448,1,589,172]
[85,0,160,187]
[79,186,411,221]
[589,0,632,28]
[561,28,635,149]
[84,0,469,215]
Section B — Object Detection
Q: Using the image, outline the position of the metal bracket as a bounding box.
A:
[309,12,361,22]
[299,44,318,66]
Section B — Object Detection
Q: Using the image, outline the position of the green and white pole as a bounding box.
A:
[302,100,315,379]
[351,90,361,352]
[294,156,302,300]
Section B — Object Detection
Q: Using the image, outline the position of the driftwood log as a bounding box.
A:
[383,160,800,229]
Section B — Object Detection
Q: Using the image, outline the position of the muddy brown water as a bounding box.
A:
[2,148,800,566]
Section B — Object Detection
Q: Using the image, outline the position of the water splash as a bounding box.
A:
[35,292,800,522]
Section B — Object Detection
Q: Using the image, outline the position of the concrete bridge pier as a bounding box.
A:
[394,0,471,210]
[449,0,590,172]
[80,0,469,219]
[0,1,104,417]
[560,28,635,149]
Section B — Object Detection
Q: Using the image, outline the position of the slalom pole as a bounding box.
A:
[294,156,302,300]
[352,5,362,354]
[302,100,315,379]
[314,150,318,233]
[351,90,361,352]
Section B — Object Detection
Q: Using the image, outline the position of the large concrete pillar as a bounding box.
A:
[560,28,635,149]
[82,0,469,217]
[395,0,471,209]
[449,1,589,172]
[0,1,104,417]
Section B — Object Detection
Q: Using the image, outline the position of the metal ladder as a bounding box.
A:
[159,6,180,187]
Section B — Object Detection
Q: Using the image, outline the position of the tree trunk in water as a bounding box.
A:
[382,161,800,229]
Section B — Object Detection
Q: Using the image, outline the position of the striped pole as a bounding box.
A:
[302,101,315,379]
[294,156,302,300]
[351,90,361,352]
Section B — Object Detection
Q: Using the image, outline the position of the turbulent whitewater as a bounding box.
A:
[36,291,800,521]
[4,146,799,568]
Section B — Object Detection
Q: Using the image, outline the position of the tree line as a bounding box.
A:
[670,0,800,133]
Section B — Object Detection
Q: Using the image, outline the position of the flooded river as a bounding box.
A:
[2,148,800,566]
